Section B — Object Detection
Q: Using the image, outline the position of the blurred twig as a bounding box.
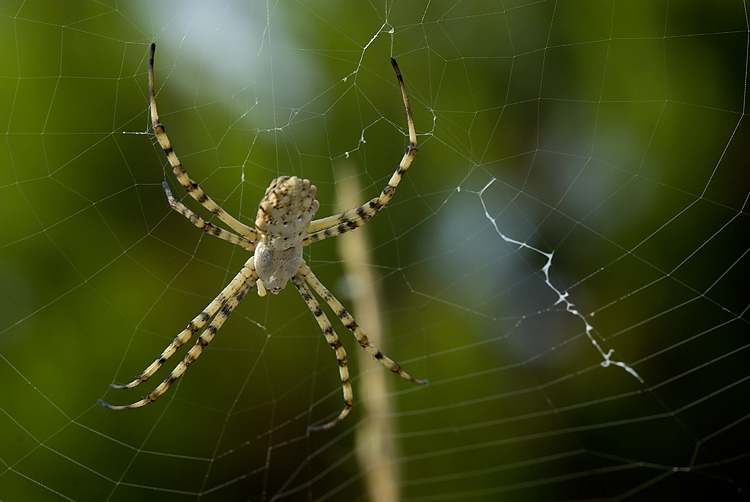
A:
[336,163,399,502]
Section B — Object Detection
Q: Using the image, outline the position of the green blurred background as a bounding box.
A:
[1,1,748,500]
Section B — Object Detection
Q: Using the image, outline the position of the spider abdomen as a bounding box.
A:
[255,176,319,249]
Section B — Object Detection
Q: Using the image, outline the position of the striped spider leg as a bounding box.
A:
[99,44,426,431]
[294,264,426,431]
[302,58,418,247]
[99,263,258,409]
[98,43,261,410]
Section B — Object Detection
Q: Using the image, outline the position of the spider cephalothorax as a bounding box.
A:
[99,43,425,431]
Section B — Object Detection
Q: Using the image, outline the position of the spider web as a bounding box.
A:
[1,0,749,500]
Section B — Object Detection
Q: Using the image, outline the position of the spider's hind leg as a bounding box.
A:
[148,43,259,242]
[162,182,257,251]
[303,57,418,246]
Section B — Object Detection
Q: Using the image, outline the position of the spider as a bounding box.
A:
[98,43,426,431]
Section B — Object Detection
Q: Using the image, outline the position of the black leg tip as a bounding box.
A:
[162,181,171,193]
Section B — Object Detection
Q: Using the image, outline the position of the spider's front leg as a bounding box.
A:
[300,263,428,386]
[99,258,258,410]
[294,261,427,431]
[292,273,353,431]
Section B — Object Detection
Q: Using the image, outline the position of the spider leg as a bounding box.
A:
[162,182,257,251]
[299,263,427,386]
[149,43,260,242]
[106,260,257,391]
[99,259,258,409]
[304,58,417,246]
[292,273,353,431]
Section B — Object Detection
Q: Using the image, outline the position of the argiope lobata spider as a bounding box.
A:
[98,43,426,431]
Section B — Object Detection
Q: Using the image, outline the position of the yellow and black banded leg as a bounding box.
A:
[149,43,259,242]
[292,272,353,431]
[299,263,427,386]
[162,182,257,251]
[105,259,258,391]
[304,58,418,246]
[99,260,258,409]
